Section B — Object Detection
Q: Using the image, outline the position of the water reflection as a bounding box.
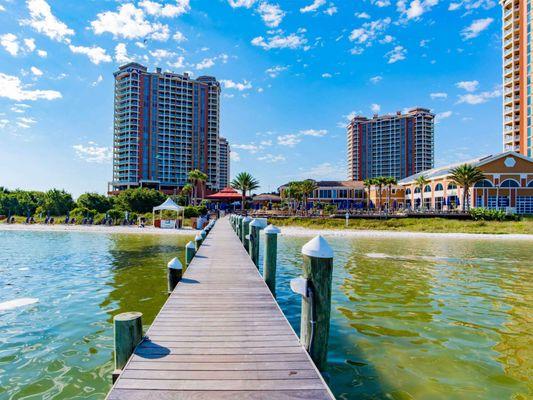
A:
[274,235,532,400]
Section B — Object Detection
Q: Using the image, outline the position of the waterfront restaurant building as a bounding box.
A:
[399,151,533,214]
[278,181,366,210]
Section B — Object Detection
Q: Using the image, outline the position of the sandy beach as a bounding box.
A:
[2,222,533,240]
[0,223,199,236]
[278,226,533,241]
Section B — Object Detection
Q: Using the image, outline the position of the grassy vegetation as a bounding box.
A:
[270,216,533,235]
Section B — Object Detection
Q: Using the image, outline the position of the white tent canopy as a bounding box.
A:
[153,198,185,228]
[153,197,184,212]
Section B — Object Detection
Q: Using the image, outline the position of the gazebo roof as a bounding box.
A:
[153,197,184,212]
[206,187,243,201]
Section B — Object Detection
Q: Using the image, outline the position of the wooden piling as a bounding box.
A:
[185,241,195,267]
[167,257,182,294]
[300,235,333,372]
[242,216,252,252]
[249,219,263,267]
[263,224,280,297]
[113,312,143,382]
[194,234,203,251]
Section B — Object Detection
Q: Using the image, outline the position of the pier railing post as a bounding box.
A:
[240,216,246,243]
[185,241,196,267]
[300,235,333,371]
[167,257,182,294]
[195,234,203,251]
[200,229,207,241]
[113,312,143,382]
[263,224,280,297]
[249,219,266,267]
[242,216,252,252]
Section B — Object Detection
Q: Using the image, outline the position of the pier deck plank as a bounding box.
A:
[107,217,334,400]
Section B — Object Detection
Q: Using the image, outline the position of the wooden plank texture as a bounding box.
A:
[106,217,335,400]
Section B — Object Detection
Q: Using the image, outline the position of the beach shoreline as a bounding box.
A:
[278,226,533,241]
[0,223,199,236]
[2,222,533,240]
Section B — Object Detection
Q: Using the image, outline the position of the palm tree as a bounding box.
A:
[286,181,302,213]
[363,178,373,210]
[374,176,388,211]
[299,180,317,215]
[449,164,485,211]
[385,176,398,211]
[231,172,260,211]
[415,175,429,210]
[188,169,208,205]
[181,183,193,206]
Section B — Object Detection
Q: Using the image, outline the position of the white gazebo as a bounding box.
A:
[153,198,185,229]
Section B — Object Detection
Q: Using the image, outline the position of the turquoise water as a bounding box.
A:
[0,230,531,399]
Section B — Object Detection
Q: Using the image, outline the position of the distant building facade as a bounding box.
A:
[109,63,222,194]
[399,151,533,214]
[278,181,366,209]
[347,108,435,180]
[218,137,230,189]
[501,0,532,157]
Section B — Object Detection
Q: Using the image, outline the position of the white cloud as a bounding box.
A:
[16,116,37,129]
[356,12,371,18]
[0,119,9,129]
[301,129,328,137]
[302,162,345,180]
[277,134,301,147]
[373,0,391,6]
[37,49,47,57]
[349,17,391,54]
[300,0,326,13]
[194,54,229,70]
[11,104,31,113]
[435,110,452,122]
[167,56,185,69]
[73,142,112,164]
[172,31,186,42]
[321,72,332,78]
[252,31,307,50]
[91,75,103,87]
[69,44,112,65]
[265,65,288,78]
[0,72,61,101]
[449,0,496,11]
[430,92,447,99]
[257,2,285,27]
[150,49,176,59]
[196,58,215,70]
[456,80,479,92]
[258,153,285,163]
[220,79,253,91]
[370,75,382,84]
[21,0,74,42]
[419,39,430,47]
[385,45,406,63]
[90,3,170,41]
[30,66,43,76]
[324,4,337,15]
[0,5,5,12]
[139,0,190,17]
[371,103,381,113]
[24,38,36,52]
[230,151,241,162]
[397,0,439,21]
[233,143,261,153]
[0,34,20,56]
[228,0,257,8]
[115,43,132,64]
[457,89,500,105]
[461,18,493,39]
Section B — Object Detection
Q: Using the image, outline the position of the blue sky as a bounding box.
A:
[0,0,502,196]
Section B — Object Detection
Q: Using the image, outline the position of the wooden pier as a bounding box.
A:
[107,217,335,400]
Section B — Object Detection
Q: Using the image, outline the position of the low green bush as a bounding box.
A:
[469,207,520,222]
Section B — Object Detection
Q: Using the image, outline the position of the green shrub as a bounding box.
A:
[323,204,338,215]
[469,207,520,222]
[183,205,208,218]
